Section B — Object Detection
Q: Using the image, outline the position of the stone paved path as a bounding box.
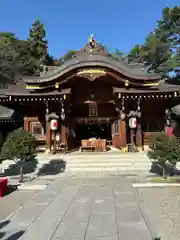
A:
[0,176,153,240]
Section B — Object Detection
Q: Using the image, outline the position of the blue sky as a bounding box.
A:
[0,0,179,58]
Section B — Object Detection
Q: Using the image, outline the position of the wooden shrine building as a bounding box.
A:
[0,35,180,152]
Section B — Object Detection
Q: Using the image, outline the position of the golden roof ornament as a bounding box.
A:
[74,33,109,56]
[88,34,94,43]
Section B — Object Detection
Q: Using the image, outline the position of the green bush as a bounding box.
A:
[0,128,37,182]
[148,132,180,178]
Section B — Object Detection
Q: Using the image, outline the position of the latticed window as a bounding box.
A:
[88,103,98,116]
[31,122,42,136]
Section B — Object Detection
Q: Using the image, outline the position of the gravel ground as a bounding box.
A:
[137,187,180,240]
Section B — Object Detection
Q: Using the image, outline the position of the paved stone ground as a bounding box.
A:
[0,190,39,221]
[0,178,54,221]
[137,187,180,240]
[0,176,153,240]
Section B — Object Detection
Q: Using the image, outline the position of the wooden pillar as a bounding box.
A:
[61,123,66,144]
[45,120,51,152]
[119,119,127,148]
[24,117,29,131]
[111,119,121,149]
[136,98,143,151]
[136,120,143,151]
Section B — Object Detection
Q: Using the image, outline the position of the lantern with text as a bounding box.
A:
[129,117,137,129]
[50,119,58,131]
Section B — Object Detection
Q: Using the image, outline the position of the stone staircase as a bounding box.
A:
[0,152,152,177]
[63,152,152,174]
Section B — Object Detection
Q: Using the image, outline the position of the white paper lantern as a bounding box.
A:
[129,117,137,129]
[50,119,58,130]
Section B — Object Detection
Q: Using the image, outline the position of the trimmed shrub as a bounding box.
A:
[148,132,180,178]
[0,128,37,182]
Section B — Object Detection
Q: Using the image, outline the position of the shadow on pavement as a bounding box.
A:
[3,158,38,177]
[3,185,18,197]
[150,161,180,176]
[37,159,66,176]
[4,230,25,240]
[0,220,25,240]
[0,232,5,239]
[0,220,10,230]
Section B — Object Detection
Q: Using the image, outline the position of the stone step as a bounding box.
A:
[64,158,150,163]
[64,158,150,164]
[63,153,148,158]
[63,155,149,159]
[66,162,151,167]
[65,166,150,172]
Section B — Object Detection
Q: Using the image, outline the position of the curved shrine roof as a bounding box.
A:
[24,36,161,84]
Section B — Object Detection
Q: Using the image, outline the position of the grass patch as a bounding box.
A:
[151,176,180,183]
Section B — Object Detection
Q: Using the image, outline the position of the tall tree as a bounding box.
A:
[126,33,172,75]
[156,6,180,77]
[27,20,48,69]
[126,44,145,64]
[142,32,172,74]
[0,32,16,41]
[0,32,37,87]
[0,33,19,87]
[61,50,76,62]
[46,54,63,66]
[13,40,36,76]
[110,49,125,61]
[126,7,180,76]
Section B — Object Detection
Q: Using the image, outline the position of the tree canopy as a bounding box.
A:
[126,6,180,78]
[0,6,179,88]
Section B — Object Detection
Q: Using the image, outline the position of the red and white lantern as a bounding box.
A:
[50,119,58,131]
[129,117,137,129]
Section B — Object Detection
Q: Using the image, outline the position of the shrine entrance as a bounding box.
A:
[75,123,112,146]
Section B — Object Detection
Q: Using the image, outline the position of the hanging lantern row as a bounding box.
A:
[0,95,67,103]
[117,92,178,100]
[0,119,24,123]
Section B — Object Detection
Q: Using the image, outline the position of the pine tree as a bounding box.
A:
[27,20,48,69]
